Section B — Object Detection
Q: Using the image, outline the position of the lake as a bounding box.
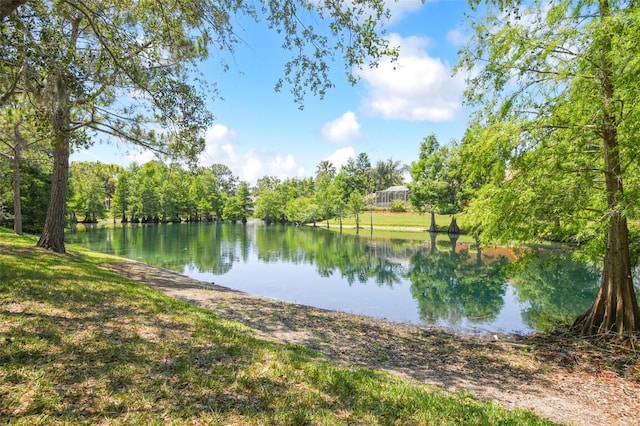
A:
[66,221,608,335]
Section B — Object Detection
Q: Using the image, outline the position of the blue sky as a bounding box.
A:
[71,0,473,183]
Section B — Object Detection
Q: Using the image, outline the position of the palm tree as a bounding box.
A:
[315,160,336,180]
[373,158,407,191]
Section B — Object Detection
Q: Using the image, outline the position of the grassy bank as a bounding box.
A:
[0,229,553,425]
[326,211,466,231]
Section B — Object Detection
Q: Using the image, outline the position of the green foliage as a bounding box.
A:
[348,190,365,228]
[408,134,462,215]
[372,158,407,191]
[389,200,408,213]
[285,196,320,225]
[14,162,50,233]
[222,196,244,223]
[457,0,640,333]
[222,181,252,223]
[456,1,640,248]
[68,162,113,222]
[254,188,286,224]
[340,153,374,198]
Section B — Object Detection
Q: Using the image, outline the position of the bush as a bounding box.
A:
[389,200,408,213]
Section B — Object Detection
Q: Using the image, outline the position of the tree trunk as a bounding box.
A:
[37,141,69,253]
[448,216,460,234]
[574,3,640,334]
[428,211,437,232]
[574,215,640,334]
[12,142,22,235]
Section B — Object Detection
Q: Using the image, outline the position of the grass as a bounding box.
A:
[0,228,554,425]
[326,211,467,231]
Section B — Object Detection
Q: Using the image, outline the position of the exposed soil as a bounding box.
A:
[105,260,640,426]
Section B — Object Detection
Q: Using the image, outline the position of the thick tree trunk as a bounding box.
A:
[12,144,22,235]
[37,141,69,253]
[448,216,460,234]
[574,215,640,334]
[574,4,640,334]
[428,211,437,232]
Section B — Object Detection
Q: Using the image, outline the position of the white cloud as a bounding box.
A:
[326,147,356,171]
[118,123,304,183]
[385,0,427,24]
[446,28,468,46]
[357,33,466,122]
[199,124,240,162]
[321,111,363,144]
[123,147,159,165]
[242,156,263,183]
[198,124,303,183]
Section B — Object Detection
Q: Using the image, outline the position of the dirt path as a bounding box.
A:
[105,260,640,426]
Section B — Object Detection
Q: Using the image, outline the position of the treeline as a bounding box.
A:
[2,133,475,231]
[6,152,410,228]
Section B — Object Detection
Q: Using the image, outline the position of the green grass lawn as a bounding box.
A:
[326,211,466,231]
[0,228,553,425]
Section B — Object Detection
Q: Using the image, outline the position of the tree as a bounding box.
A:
[112,169,131,222]
[0,159,50,232]
[372,158,406,191]
[0,0,397,251]
[0,101,49,234]
[129,161,163,222]
[68,162,107,222]
[457,0,640,334]
[332,171,350,230]
[314,171,339,227]
[408,134,461,232]
[236,181,253,221]
[254,188,285,224]
[210,164,239,198]
[190,167,224,221]
[285,196,320,225]
[340,153,374,199]
[348,190,364,231]
[223,181,252,223]
[315,160,336,181]
[222,197,243,223]
[4,0,397,252]
[5,1,216,251]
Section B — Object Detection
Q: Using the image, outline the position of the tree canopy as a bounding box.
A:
[1,0,399,252]
[457,0,640,334]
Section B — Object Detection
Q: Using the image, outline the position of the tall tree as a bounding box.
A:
[457,0,640,334]
[112,168,131,222]
[4,0,397,252]
[68,162,107,222]
[372,158,406,191]
[408,134,462,232]
[315,160,336,181]
[0,100,48,233]
[341,153,374,197]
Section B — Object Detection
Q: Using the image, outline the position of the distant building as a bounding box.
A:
[375,185,410,208]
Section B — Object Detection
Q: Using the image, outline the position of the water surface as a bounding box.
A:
[66,222,604,334]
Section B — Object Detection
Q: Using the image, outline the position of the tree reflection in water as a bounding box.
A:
[505,250,601,331]
[406,233,510,326]
[66,223,613,332]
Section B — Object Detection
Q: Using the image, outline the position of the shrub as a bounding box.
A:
[389,200,408,213]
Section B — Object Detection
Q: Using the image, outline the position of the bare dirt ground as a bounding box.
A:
[105,260,640,426]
